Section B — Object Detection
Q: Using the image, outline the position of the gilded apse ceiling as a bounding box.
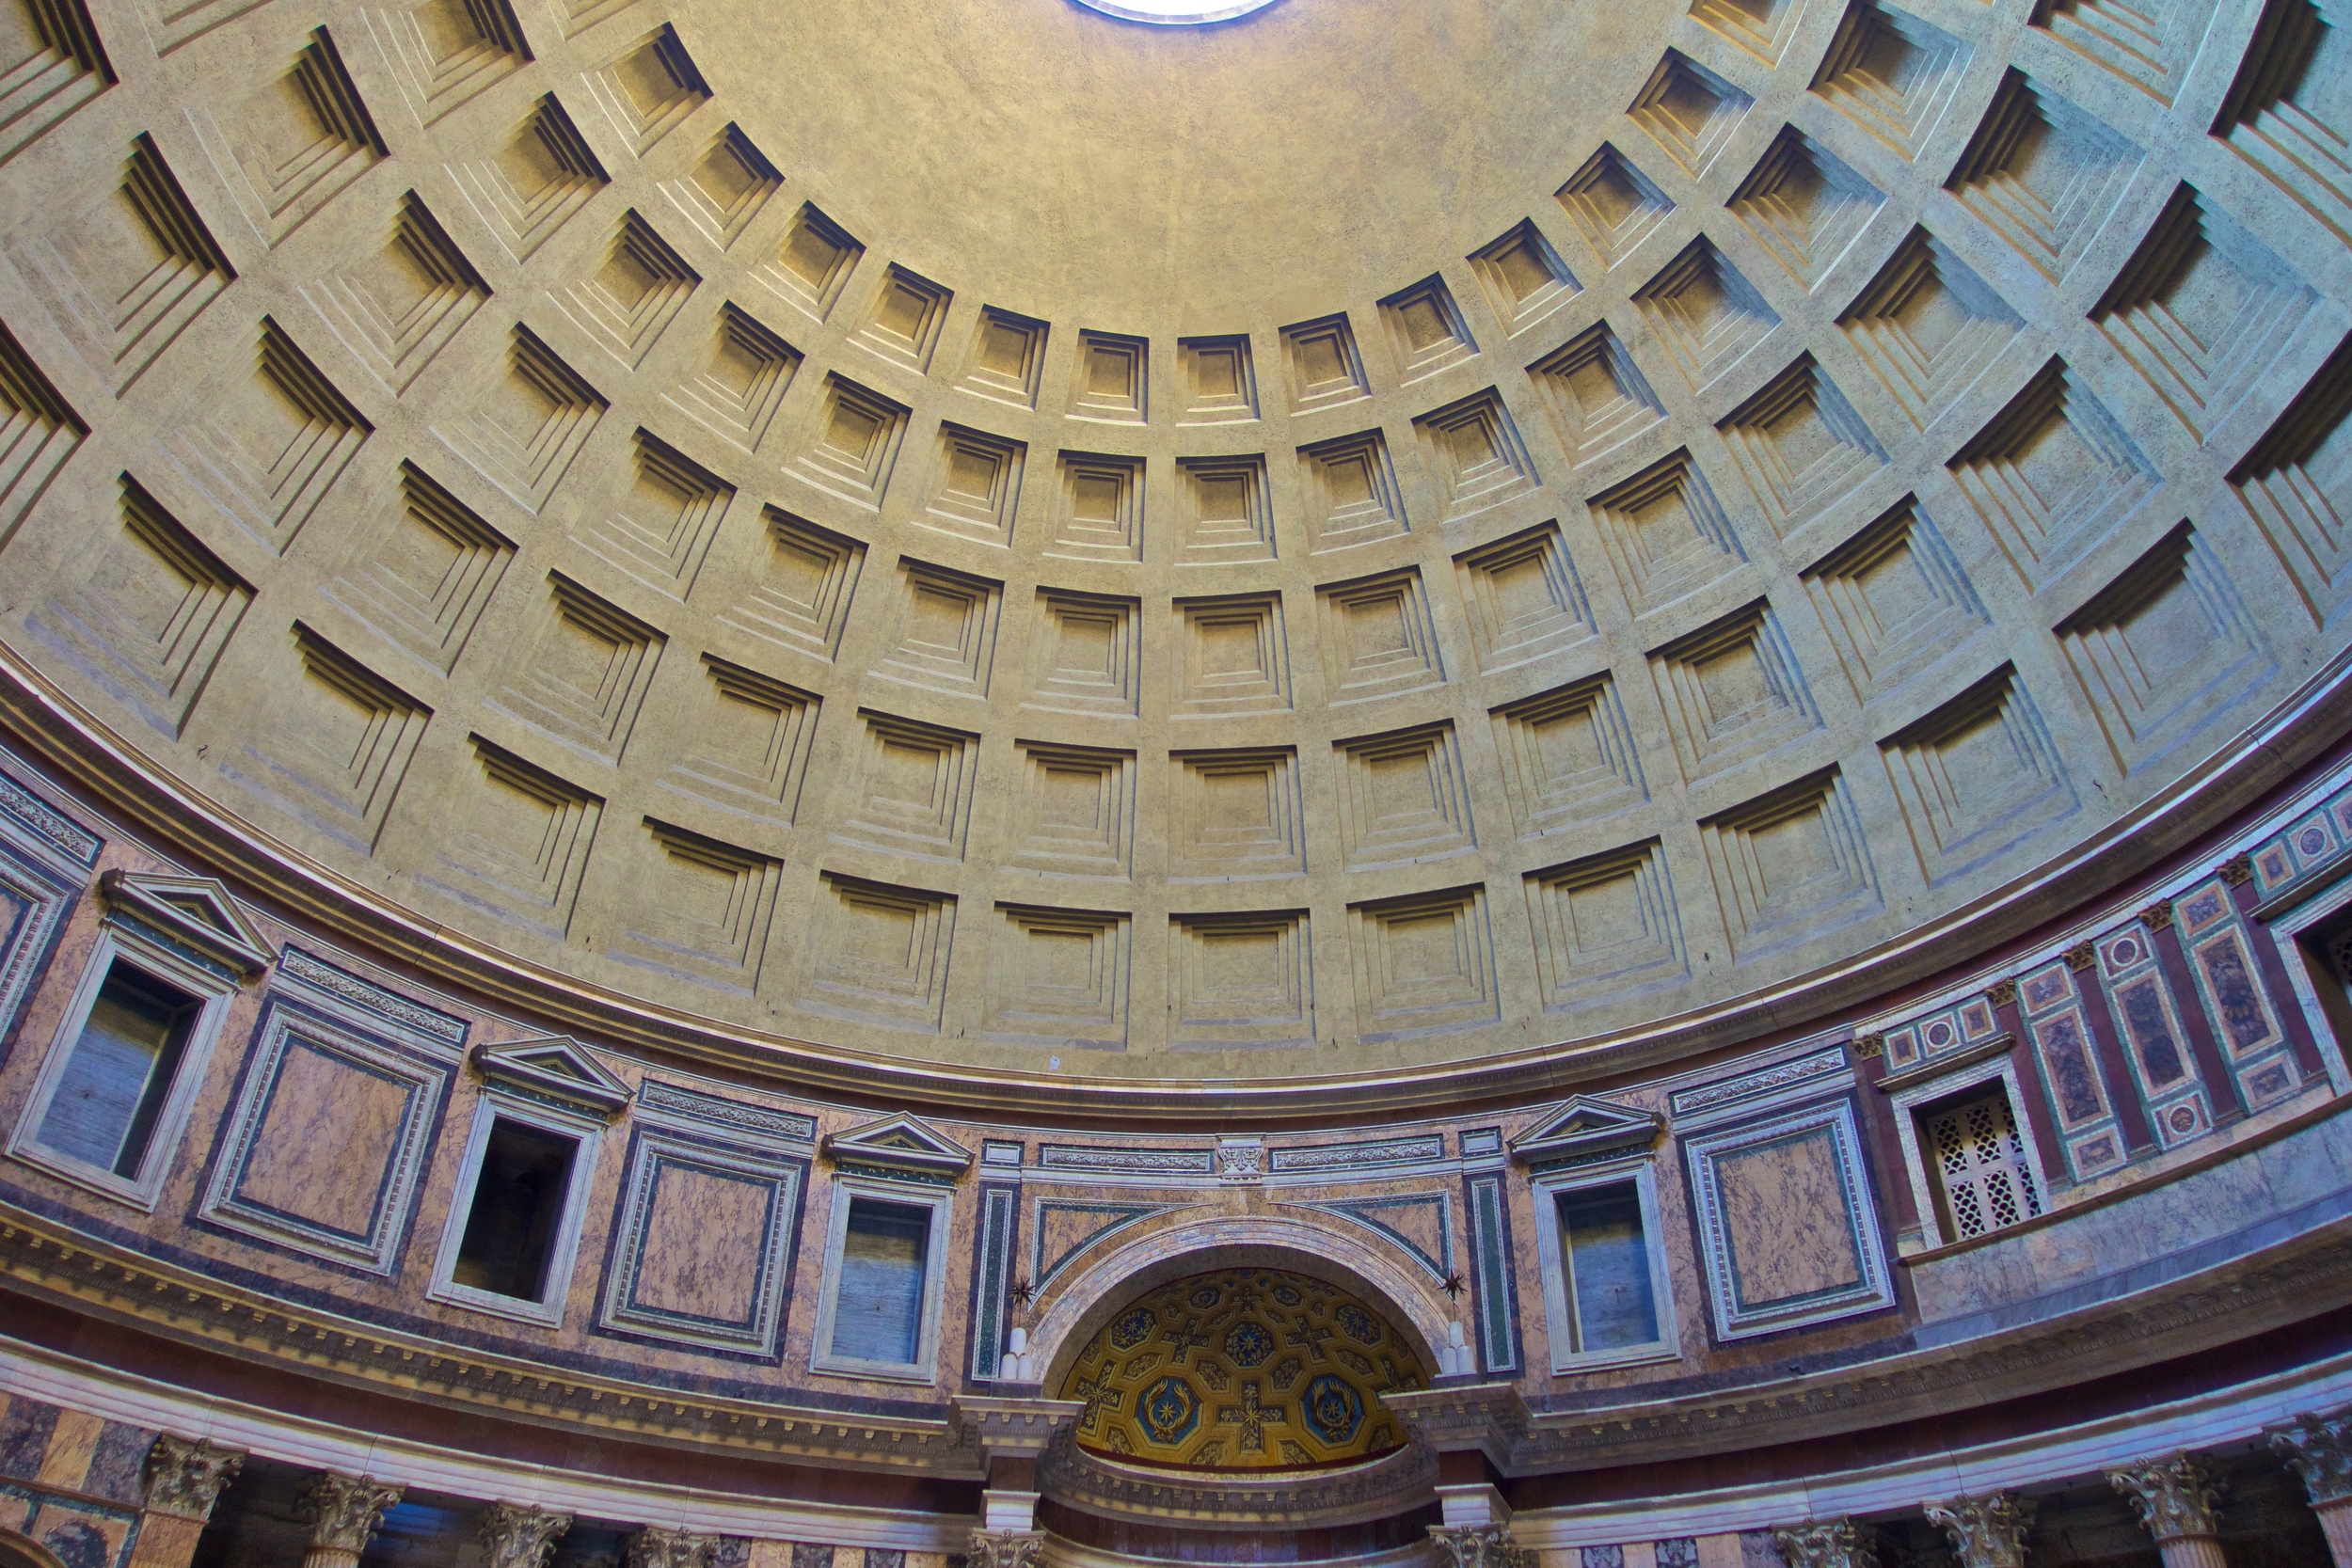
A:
[1056,1269,1427,1469]
[0,0,2344,1105]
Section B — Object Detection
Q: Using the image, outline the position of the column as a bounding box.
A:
[131,1434,245,1568]
[629,1526,720,1567]
[294,1471,403,1568]
[1924,1491,2034,1568]
[2107,1453,2226,1568]
[950,1393,1080,1568]
[1771,1519,1877,1568]
[481,1502,574,1568]
[2269,1409,2352,1566]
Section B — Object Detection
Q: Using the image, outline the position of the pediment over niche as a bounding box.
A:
[1508,1096,1662,1164]
[471,1035,632,1117]
[822,1112,973,1178]
[98,870,275,979]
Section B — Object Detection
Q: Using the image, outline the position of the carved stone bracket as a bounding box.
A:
[2140,899,2176,931]
[2062,942,2098,973]
[629,1527,720,1568]
[2219,853,2255,887]
[295,1472,404,1568]
[2271,1409,2352,1507]
[481,1502,574,1568]
[1987,979,2018,1008]
[966,1528,1045,1568]
[1428,1524,1536,1568]
[1924,1491,2036,1568]
[141,1434,245,1521]
[2108,1453,2223,1541]
[1772,1518,1879,1568]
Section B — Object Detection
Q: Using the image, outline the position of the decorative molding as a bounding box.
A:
[295,1471,403,1559]
[480,1502,573,1568]
[1508,1097,1662,1165]
[1667,1047,1847,1119]
[2063,942,2098,972]
[97,870,273,979]
[1031,1199,1185,1291]
[1267,1134,1446,1173]
[1038,1422,1434,1528]
[471,1035,632,1116]
[277,947,468,1049]
[2219,853,2255,887]
[1429,1526,1535,1568]
[1850,1033,1883,1059]
[2139,899,2176,931]
[1987,979,2018,1006]
[821,1112,973,1178]
[1772,1519,1876,1568]
[141,1433,244,1520]
[0,831,83,1060]
[597,1127,805,1356]
[638,1080,817,1143]
[2270,1408,2352,1507]
[1682,1098,1895,1338]
[630,1526,720,1568]
[2107,1452,2223,1541]
[1289,1194,1456,1282]
[0,768,101,866]
[1875,1034,2015,1094]
[965,1529,1044,1568]
[1923,1491,2035,1568]
[1218,1136,1264,1182]
[1037,1145,1215,1176]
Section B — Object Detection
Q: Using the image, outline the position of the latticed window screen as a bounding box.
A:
[1924,1089,2042,1241]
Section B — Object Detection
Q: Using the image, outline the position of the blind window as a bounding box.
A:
[830,1198,932,1366]
[1557,1181,1660,1354]
[37,963,197,1178]
[452,1118,579,1302]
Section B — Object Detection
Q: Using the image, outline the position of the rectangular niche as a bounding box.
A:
[1026,590,1141,718]
[1009,742,1134,879]
[838,708,981,862]
[1168,910,1315,1050]
[1524,837,1687,1011]
[1172,593,1290,716]
[1453,520,1596,674]
[1696,767,1881,962]
[1072,330,1147,422]
[1178,455,1274,564]
[1168,748,1305,881]
[723,507,864,662]
[1299,428,1408,552]
[1053,451,1144,563]
[799,873,957,1033]
[986,904,1131,1050]
[925,422,1026,546]
[1181,334,1259,423]
[1316,567,1447,703]
[1488,675,1648,838]
[1332,721,1477,871]
[1345,883,1500,1043]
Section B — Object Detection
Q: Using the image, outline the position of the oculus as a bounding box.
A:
[1073,0,1280,22]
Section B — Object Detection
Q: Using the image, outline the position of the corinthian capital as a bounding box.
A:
[966,1528,1045,1568]
[481,1502,574,1568]
[295,1472,404,1556]
[628,1527,719,1568]
[1772,1519,1879,1568]
[141,1434,245,1521]
[1924,1491,2037,1568]
[2270,1409,2352,1507]
[1428,1525,1537,1568]
[2107,1453,2223,1541]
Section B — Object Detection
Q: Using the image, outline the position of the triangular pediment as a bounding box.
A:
[471,1035,632,1116]
[98,870,275,979]
[823,1112,972,1176]
[1509,1095,1662,1164]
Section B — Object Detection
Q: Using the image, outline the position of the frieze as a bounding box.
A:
[1038,1144,1216,1176]
[278,946,469,1049]
[0,765,101,866]
[639,1080,818,1143]
[1666,1046,1847,1119]
[1267,1134,1446,1172]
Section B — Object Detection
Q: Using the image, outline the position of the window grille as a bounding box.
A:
[1925,1089,2042,1241]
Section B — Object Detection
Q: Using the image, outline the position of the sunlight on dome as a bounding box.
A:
[1072,0,1280,22]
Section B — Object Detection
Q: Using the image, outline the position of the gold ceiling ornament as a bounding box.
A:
[1056,1267,1428,1471]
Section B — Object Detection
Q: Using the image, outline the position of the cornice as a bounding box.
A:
[0,633,2346,1123]
[0,1203,979,1480]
